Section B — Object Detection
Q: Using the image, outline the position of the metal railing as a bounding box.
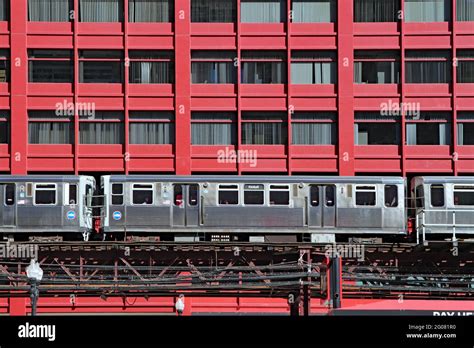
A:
[416,209,474,244]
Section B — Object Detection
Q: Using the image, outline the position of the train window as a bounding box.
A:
[189,184,198,206]
[384,185,398,207]
[355,186,376,206]
[218,185,239,205]
[132,184,154,205]
[430,185,444,207]
[310,186,319,206]
[269,185,289,205]
[325,185,335,207]
[34,184,57,205]
[244,184,264,205]
[111,183,123,205]
[5,184,14,206]
[453,186,474,206]
[68,184,77,205]
[174,185,183,206]
[415,186,424,208]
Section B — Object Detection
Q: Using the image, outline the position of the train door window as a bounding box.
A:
[218,184,239,205]
[269,185,290,205]
[189,184,198,206]
[132,184,154,205]
[34,184,57,205]
[430,184,445,207]
[355,186,376,206]
[111,183,123,205]
[174,185,183,206]
[325,185,335,206]
[384,185,398,207]
[453,186,474,206]
[244,184,264,205]
[68,184,77,205]
[310,186,319,206]
[5,184,14,206]
[415,185,424,208]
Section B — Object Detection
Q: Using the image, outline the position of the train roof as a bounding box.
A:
[0,175,92,182]
[104,175,406,184]
[413,176,474,184]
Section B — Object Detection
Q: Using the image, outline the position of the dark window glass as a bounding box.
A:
[192,0,236,22]
[129,0,173,22]
[189,184,198,206]
[384,185,398,207]
[35,185,56,205]
[415,185,424,208]
[325,185,335,206]
[174,185,183,206]
[356,186,376,206]
[79,0,123,22]
[270,190,289,205]
[454,187,474,206]
[431,184,445,207]
[241,0,285,23]
[69,184,77,205]
[219,189,239,205]
[242,123,287,145]
[355,123,400,145]
[354,0,399,22]
[133,190,153,204]
[244,190,264,205]
[79,51,123,83]
[405,0,450,22]
[28,0,72,22]
[405,51,450,83]
[5,184,14,206]
[112,195,123,205]
[310,186,319,206]
[0,0,8,21]
[112,183,123,194]
[457,0,474,21]
[292,0,335,23]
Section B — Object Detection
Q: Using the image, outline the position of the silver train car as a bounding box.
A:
[100,175,407,242]
[412,176,474,242]
[0,175,95,238]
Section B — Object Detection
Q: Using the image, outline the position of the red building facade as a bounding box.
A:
[1,0,473,176]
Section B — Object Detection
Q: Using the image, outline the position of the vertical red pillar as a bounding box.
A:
[452,0,458,175]
[337,1,354,176]
[10,0,28,175]
[174,0,191,175]
[9,297,27,316]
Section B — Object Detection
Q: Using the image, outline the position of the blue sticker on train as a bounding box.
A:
[67,211,76,220]
[113,211,122,220]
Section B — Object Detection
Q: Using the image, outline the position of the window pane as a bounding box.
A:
[405,0,450,22]
[192,0,236,22]
[458,123,474,145]
[80,123,124,144]
[29,122,72,144]
[188,184,198,205]
[242,123,287,144]
[241,0,285,22]
[219,190,239,204]
[5,184,14,206]
[354,54,400,84]
[270,190,289,205]
[356,188,376,206]
[457,61,474,83]
[29,60,73,83]
[129,0,173,22]
[192,62,236,84]
[325,186,335,206]
[130,61,173,83]
[28,0,72,22]
[174,185,183,206]
[292,0,335,23]
[35,189,56,205]
[406,123,451,145]
[80,61,122,83]
[69,184,77,204]
[355,123,400,145]
[0,0,8,21]
[133,189,153,204]
[112,183,123,194]
[431,184,444,207]
[354,0,399,22]
[242,62,285,83]
[292,123,335,145]
[310,186,319,206]
[457,0,474,21]
[244,190,264,204]
[0,120,9,143]
[130,123,174,144]
[385,185,398,207]
[454,188,474,206]
[80,0,123,22]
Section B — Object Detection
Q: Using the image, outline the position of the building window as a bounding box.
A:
[191,51,236,84]
[28,0,72,22]
[79,50,123,83]
[457,0,474,21]
[355,112,400,145]
[80,0,123,22]
[191,112,236,145]
[291,51,336,84]
[129,51,174,84]
[218,184,239,205]
[356,185,376,206]
[406,112,451,145]
[192,0,236,22]
[0,50,9,82]
[80,111,124,144]
[405,50,450,84]
[454,186,474,206]
[241,51,286,84]
[405,0,450,22]
[244,184,264,205]
[457,112,474,145]
[129,0,173,22]
[0,0,8,21]
[354,0,399,22]
[291,0,335,23]
[431,184,445,207]
[457,50,474,83]
[0,111,9,144]
[354,51,400,84]
[241,0,285,23]
[242,112,287,145]
[28,50,73,83]
[292,112,337,145]
[129,111,174,144]
[28,111,73,144]
[34,184,57,205]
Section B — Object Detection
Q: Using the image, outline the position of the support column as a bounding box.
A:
[10,0,28,175]
[327,256,342,309]
[337,1,354,176]
[174,0,191,175]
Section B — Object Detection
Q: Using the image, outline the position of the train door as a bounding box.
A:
[172,184,199,227]
[0,183,15,226]
[308,185,336,228]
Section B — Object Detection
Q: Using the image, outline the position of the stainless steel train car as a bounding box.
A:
[412,176,474,242]
[100,175,407,242]
[0,175,95,238]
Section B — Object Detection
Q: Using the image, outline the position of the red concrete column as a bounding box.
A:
[9,297,27,316]
[174,0,191,175]
[337,1,354,176]
[10,0,28,175]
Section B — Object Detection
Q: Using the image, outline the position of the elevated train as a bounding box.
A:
[0,175,472,244]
